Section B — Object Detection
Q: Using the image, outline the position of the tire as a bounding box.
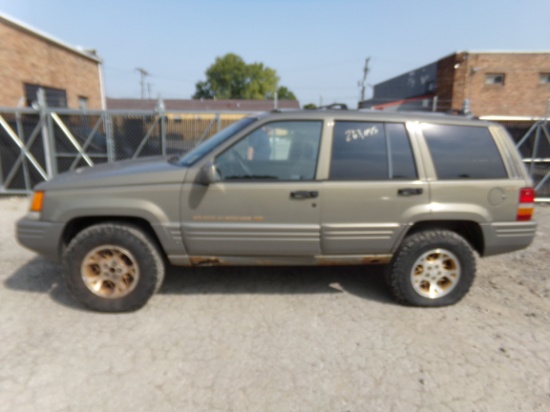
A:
[62,223,165,312]
[386,230,476,307]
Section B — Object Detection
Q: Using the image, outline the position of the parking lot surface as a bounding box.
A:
[1,197,549,412]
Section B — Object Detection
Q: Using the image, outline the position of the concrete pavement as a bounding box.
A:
[1,197,549,411]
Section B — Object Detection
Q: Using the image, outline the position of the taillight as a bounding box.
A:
[519,188,535,203]
[517,187,535,221]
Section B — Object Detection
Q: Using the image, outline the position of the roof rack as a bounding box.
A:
[318,103,348,110]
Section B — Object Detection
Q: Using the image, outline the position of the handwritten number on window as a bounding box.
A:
[344,126,379,142]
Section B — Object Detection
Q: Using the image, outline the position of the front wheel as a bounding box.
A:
[386,230,476,307]
[62,223,165,312]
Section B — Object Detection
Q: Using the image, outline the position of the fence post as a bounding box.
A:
[104,112,115,162]
[432,96,438,112]
[157,97,166,156]
[0,120,3,190]
[530,124,542,177]
[37,89,56,179]
[14,111,31,191]
[217,113,222,133]
[462,98,471,116]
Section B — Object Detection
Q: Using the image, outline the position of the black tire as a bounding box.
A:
[62,223,165,312]
[386,230,476,307]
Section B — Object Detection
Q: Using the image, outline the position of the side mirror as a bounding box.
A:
[196,162,218,185]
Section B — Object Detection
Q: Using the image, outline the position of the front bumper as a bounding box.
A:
[16,215,65,261]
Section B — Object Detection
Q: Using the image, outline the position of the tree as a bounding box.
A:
[271,86,297,101]
[193,53,296,100]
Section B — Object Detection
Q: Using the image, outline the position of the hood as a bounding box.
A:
[37,156,187,191]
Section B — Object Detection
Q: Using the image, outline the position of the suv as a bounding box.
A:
[17,110,537,312]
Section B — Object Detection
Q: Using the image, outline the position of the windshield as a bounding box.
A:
[179,117,258,166]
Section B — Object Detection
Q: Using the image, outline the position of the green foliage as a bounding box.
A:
[303,103,317,109]
[275,86,297,101]
[193,53,295,100]
[194,81,214,99]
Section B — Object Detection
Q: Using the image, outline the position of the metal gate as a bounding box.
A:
[0,101,254,194]
[1,105,549,200]
[514,120,550,201]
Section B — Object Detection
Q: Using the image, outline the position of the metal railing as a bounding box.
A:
[487,118,550,202]
[1,96,549,201]
[514,121,550,201]
[0,92,255,194]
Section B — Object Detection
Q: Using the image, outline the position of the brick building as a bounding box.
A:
[360,51,550,118]
[0,13,105,109]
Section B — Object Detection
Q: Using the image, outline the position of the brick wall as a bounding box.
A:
[435,54,460,112]
[0,18,103,109]
[438,52,550,117]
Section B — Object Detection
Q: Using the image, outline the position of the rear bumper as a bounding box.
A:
[481,221,537,257]
[16,215,65,261]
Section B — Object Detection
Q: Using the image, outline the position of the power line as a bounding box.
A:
[104,66,196,84]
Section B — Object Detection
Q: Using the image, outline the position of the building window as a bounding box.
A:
[484,73,505,85]
[24,83,68,108]
[78,96,89,110]
[539,73,550,84]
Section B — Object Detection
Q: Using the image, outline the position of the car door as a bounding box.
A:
[320,120,430,255]
[180,120,323,257]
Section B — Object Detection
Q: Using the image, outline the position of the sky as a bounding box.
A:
[1,0,550,108]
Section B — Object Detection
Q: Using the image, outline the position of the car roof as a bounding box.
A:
[259,109,494,127]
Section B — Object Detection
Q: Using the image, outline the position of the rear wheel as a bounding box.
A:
[62,223,165,312]
[387,230,476,307]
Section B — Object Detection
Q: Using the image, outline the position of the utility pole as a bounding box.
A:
[359,57,370,102]
[135,67,150,99]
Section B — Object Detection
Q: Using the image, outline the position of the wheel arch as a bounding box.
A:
[61,216,167,260]
[405,220,484,256]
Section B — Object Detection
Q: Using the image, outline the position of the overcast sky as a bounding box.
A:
[2,0,549,108]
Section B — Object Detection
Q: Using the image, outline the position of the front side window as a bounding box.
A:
[422,124,508,179]
[215,121,322,181]
[179,117,257,166]
[329,121,417,180]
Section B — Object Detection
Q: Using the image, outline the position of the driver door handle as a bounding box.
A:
[398,188,423,196]
[290,190,319,199]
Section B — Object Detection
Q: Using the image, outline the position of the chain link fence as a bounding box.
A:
[0,102,254,193]
[490,118,550,200]
[1,103,549,200]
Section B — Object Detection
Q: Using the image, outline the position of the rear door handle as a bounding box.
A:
[398,188,423,196]
[290,190,319,199]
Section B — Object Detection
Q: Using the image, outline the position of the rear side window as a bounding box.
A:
[330,121,417,180]
[422,124,508,179]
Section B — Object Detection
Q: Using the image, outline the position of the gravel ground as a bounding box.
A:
[1,196,549,412]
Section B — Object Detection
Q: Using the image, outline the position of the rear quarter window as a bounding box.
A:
[421,124,508,179]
